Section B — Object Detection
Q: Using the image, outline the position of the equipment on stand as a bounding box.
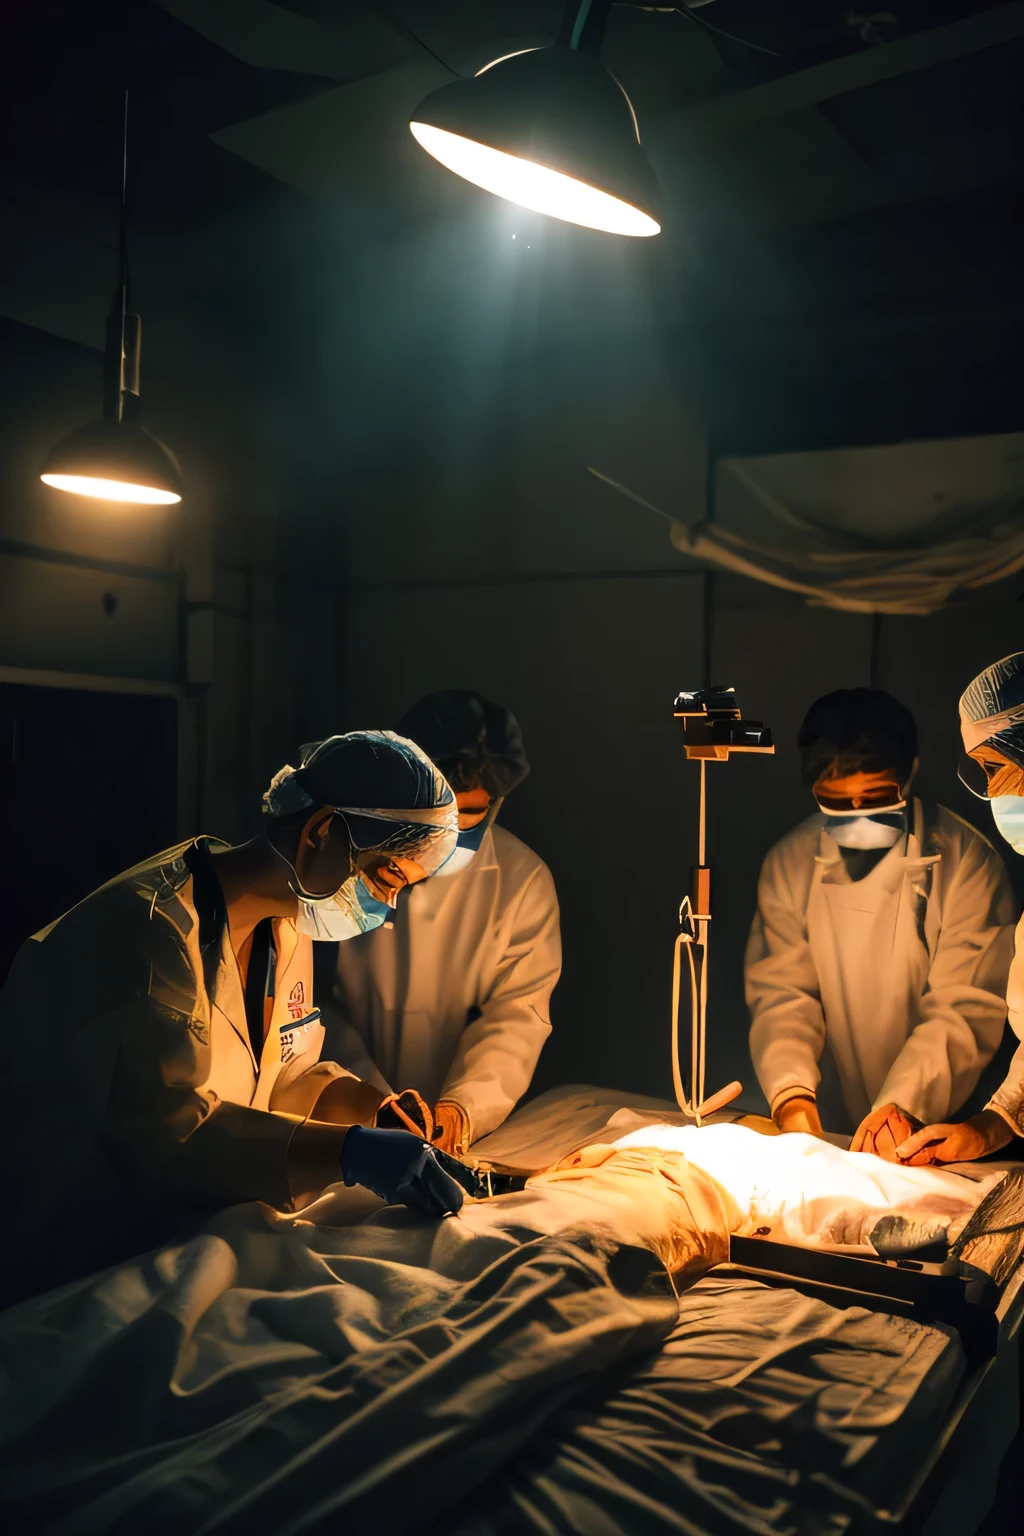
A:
[672,686,774,1124]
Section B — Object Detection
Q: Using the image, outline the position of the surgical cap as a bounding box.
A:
[395,690,530,799]
[262,730,457,876]
[798,689,917,785]
[960,653,1024,770]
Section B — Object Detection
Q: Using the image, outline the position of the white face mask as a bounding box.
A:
[294,873,393,941]
[991,795,1024,856]
[828,816,904,850]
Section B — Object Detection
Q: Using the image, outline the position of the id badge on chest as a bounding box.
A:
[279,1008,322,1066]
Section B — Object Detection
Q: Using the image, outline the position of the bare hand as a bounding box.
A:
[774,1096,824,1138]
[851,1103,918,1161]
[895,1110,1015,1167]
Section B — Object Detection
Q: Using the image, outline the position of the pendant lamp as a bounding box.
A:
[410,0,660,237]
[40,93,182,506]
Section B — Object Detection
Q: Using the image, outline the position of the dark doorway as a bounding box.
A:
[0,683,178,984]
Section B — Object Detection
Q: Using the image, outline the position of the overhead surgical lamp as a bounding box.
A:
[40,93,182,506]
[409,0,661,237]
[672,686,775,1125]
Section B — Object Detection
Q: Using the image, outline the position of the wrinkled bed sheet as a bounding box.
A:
[445,1275,964,1536]
[0,1091,991,1536]
[608,1124,1002,1250]
[0,1154,710,1536]
[471,1085,693,1171]
[476,1087,1001,1250]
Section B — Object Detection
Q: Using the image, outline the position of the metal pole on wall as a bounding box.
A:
[702,447,717,690]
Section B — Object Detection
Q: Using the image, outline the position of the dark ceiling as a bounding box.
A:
[2,1,1022,460]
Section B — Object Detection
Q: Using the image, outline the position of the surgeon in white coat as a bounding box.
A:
[0,730,468,1304]
[333,691,561,1156]
[899,653,1024,1164]
[747,688,1015,1160]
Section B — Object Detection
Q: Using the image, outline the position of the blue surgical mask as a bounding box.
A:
[991,795,1024,855]
[294,874,393,941]
[436,818,490,878]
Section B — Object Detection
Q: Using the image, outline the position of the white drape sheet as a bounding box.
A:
[0,1186,680,1536]
[449,1274,965,1536]
[0,1086,1003,1535]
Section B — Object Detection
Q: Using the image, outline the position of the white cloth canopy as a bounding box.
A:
[588,465,1024,616]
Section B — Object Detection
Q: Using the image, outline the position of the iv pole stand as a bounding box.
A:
[671,755,739,1125]
[671,690,774,1125]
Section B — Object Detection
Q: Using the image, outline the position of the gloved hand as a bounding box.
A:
[375,1088,435,1141]
[773,1096,825,1138]
[895,1109,1016,1167]
[434,1099,471,1157]
[340,1125,466,1216]
[432,1145,487,1199]
[851,1102,921,1161]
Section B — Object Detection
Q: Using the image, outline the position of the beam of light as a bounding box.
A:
[409,122,660,237]
[40,474,181,505]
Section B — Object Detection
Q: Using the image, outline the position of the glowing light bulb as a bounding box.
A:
[410,123,660,237]
[41,473,181,505]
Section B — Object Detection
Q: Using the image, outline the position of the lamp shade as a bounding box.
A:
[40,417,182,505]
[410,46,661,237]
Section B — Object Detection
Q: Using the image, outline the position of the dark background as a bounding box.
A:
[0,685,177,981]
[1,0,1023,1111]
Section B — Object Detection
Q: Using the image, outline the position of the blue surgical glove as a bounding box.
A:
[340,1125,466,1217]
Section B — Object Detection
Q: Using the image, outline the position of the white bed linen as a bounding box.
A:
[0,1087,1004,1535]
[0,1174,682,1535]
[473,1086,1001,1250]
[447,1274,965,1536]
[609,1123,1003,1248]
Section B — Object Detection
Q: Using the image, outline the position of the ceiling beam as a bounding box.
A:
[154,0,407,83]
[656,1,1024,144]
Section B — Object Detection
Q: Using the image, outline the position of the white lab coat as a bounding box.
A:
[746,800,1015,1130]
[333,824,561,1141]
[988,913,1024,1136]
[0,838,355,1297]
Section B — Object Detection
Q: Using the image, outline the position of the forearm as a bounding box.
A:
[109,1096,352,1213]
[987,1039,1024,1138]
[271,1059,381,1120]
[304,1071,384,1126]
[746,901,825,1114]
[887,852,1015,1122]
[442,1005,551,1141]
[285,1116,351,1206]
[748,1011,823,1115]
[773,1096,823,1136]
[973,1108,1018,1150]
[874,1002,1006,1123]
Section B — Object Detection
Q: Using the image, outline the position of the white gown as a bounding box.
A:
[746,800,1015,1129]
[988,910,1024,1135]
[332,824,561,1140]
